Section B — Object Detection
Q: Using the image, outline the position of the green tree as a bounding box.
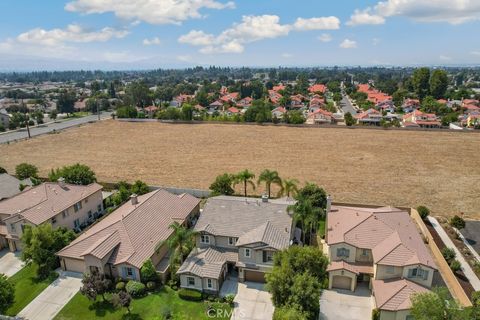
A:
[80,269,112,301]
[57,90,76,114]
[344,112,355,126]
[280,178,299,198]
[417,206,430,220]
[258,169,282,198]
[181,104,193,121]
[410,287,469,320]
[296,183,328,210]
[130,180,150,195]
[140,259,158,283]
[234,169,256,197]
[441,247,456,263]
[124,81,152,109]
[0,166,7,174]
[412,68,431,99]
[450,215,466,230]
[273,305,308,320]
[15,162,38,179]
[288,198,320,244]
[156,222,197,273]
[285,111,305,124]
[210,173,235,196]
[116,106,138,118]
[0,274,15,314]
[108,82,116,98]
[287,273,321,320]
[21,224,76,279]
[111,291,132,314]
[49,110,58,121]
[430,69,449,99]
[49,163,96,185]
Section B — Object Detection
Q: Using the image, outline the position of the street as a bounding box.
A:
[339,94,357,115]
[0,112,110,144]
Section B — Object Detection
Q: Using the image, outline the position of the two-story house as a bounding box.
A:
[325,205,437,320]
[0,179,103,252]
[177,196,296,295]
[57,189,200,282]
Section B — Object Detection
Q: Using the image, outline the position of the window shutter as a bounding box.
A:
[122,267,127,278]
[263,251,267,263]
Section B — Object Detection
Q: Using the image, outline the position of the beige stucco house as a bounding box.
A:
[324,205,437,320]
[177,196,298,294]
[57,189,200,282]
[0,180,103,251]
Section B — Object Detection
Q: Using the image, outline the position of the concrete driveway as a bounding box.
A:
[232,282,274,320]
[0,249,24,277]
[18,270,82,320]
[320,285,373,320]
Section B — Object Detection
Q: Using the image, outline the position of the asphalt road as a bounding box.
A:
[339,94,357,115]
[0,112,110,144]
[460,220,480,254]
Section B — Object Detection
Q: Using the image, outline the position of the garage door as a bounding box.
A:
[245,270,266,283]
[332,276,352,290]
[62,258,86,273]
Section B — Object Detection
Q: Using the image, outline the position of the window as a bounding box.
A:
[200,235,210,244]
[126,267,133,276]
[10,224,16,232]
[74,201,82,212]
[74,219,80,228]
[386,266,395,274]
[97,204,102,212]
[88,211,92,219]
[245,248,251,258]
[228,237,237,246]
[408,267,429,280]
[263,250,274,263]
[207,279,213,288]
[51,217,57,224]
[406,316,414,320]
[62,210,68,218]
[336,248,350,258]
[362,249,368,256]
[187,277,195,286]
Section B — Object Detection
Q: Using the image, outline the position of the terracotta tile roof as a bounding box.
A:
[227,107,240,114]
[372,278,429,311]
[327,206,436,269]
[57,189,200,268]
[177,247,237,278]
[0,182,102,225]
[308,84,326,93]
[236,220,290,250]
[327,260,374,275]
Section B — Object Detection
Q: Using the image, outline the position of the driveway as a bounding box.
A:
[320,285,373,320]
[0,249,24,277]
[18,270,82,320]
[232,282,274,320]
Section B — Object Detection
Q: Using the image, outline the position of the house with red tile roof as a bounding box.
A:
[355,108,383,125]
[220,92,239,104]
[57,189,200,282]
[402,99,421,113]
[271,106,287,119]
[308,84,326,94]
[272,84,285,92]
[0,181,103,252]
[144,105,158,118]
[268,90,283,105]
[325,205,437,320]
[402,110,441,128]
[306,109,333,125]
[236,97,253,108]
[226,107,240,116]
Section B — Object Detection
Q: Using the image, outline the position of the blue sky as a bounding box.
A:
[0,0,479,70]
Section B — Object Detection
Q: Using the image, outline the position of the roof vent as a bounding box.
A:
[261,193,269,203]
[130,194,138,205]
[58,177,66,188]
[326,195,332,213]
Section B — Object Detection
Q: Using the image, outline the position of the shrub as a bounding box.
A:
[15,162,39,179]
[441,247,456,263]
[140,259,157,283]
[116,282,125,292]
[146,281,156,291]
[417,206,430,220]
[273,305,308,320]
[171,285,178,291]
[450,259,462,273]
[178,288,202,301]
[224,294,235,305]
[473,261,480,274]
[450,215,466,230]
[126,280,146,298]
[372,308,380,320]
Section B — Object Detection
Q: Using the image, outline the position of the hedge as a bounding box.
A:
[126,280,146,297]
[178,288,203,301]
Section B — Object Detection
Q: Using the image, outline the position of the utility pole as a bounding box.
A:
[22,99,31,139]
[97,99,100,121]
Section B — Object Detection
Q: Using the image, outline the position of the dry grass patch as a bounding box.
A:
[1,120,479,218]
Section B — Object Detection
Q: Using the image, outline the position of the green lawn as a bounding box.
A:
[55,286,232,320]
[6,264,58,316]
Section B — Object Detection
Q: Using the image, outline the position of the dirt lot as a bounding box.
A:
[1,120,479,218]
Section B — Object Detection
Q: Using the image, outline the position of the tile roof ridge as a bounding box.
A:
[378,279,409,309]
[81,230,119,256]
[342,211,375,240]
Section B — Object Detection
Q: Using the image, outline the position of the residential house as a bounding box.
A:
[225,107,240,116]
[402,110,441,128]
[177,196,297,294]
[355,108,382,125]
[236,97,253,108]
[308,84,327,94]
[208,100,224,113]
[402,99,420,113]
[271,107,287,119]
[74,100,86,111]
[57,189,200,281]
[272,84,285,92]
[306,109,333,125]
[377,100,395,113]
[268,90,283,105]
[0,174,32,201]
[0,180,103,252]
[220,92,239,104]
[144,105,158,118]
[0,108,10,128]
[325,205,437,320]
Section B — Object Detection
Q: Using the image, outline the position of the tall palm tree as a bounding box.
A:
[280,178,299,198]
[258,169,282,198]
[156,222,197,266]
[234,169,256,197]
[288,198,321,244]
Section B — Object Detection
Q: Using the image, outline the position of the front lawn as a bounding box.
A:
[5,263,58,316]
[55,286,232,320]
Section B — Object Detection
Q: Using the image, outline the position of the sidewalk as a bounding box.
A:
[18,269,82,320]
[427,216,480,290]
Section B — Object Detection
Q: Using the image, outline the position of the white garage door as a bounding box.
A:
[332,276,352,290]
[63,258,85,273]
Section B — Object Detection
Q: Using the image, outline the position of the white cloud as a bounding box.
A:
[293,16,340,30]
[17,24,128,46]
[439,55,452,61]
[318,33,332,42]
[471,51,480,56]
[347,9,385,26]
[179,14,341,54]
[281,53,293,58]
[372,38,381,45]
[65,0,235,25]
[143,37,161,46]
[348,0,480,26]
[340,39,357,49]
[177,54,193,62]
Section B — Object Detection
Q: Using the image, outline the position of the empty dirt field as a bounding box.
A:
[1,120,479,218]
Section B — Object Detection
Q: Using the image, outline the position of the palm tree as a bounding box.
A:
[234,169,256,197]
[156,222,197,266]
[258,169,282,198]
[280,178,299,198]
[288,198,321,244]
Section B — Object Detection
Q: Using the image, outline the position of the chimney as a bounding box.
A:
[261,193,269,203]
[58,177,66,188]
[326,194,332,213]
[130,194,138,205]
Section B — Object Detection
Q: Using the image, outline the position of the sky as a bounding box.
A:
[0,0,480,70]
